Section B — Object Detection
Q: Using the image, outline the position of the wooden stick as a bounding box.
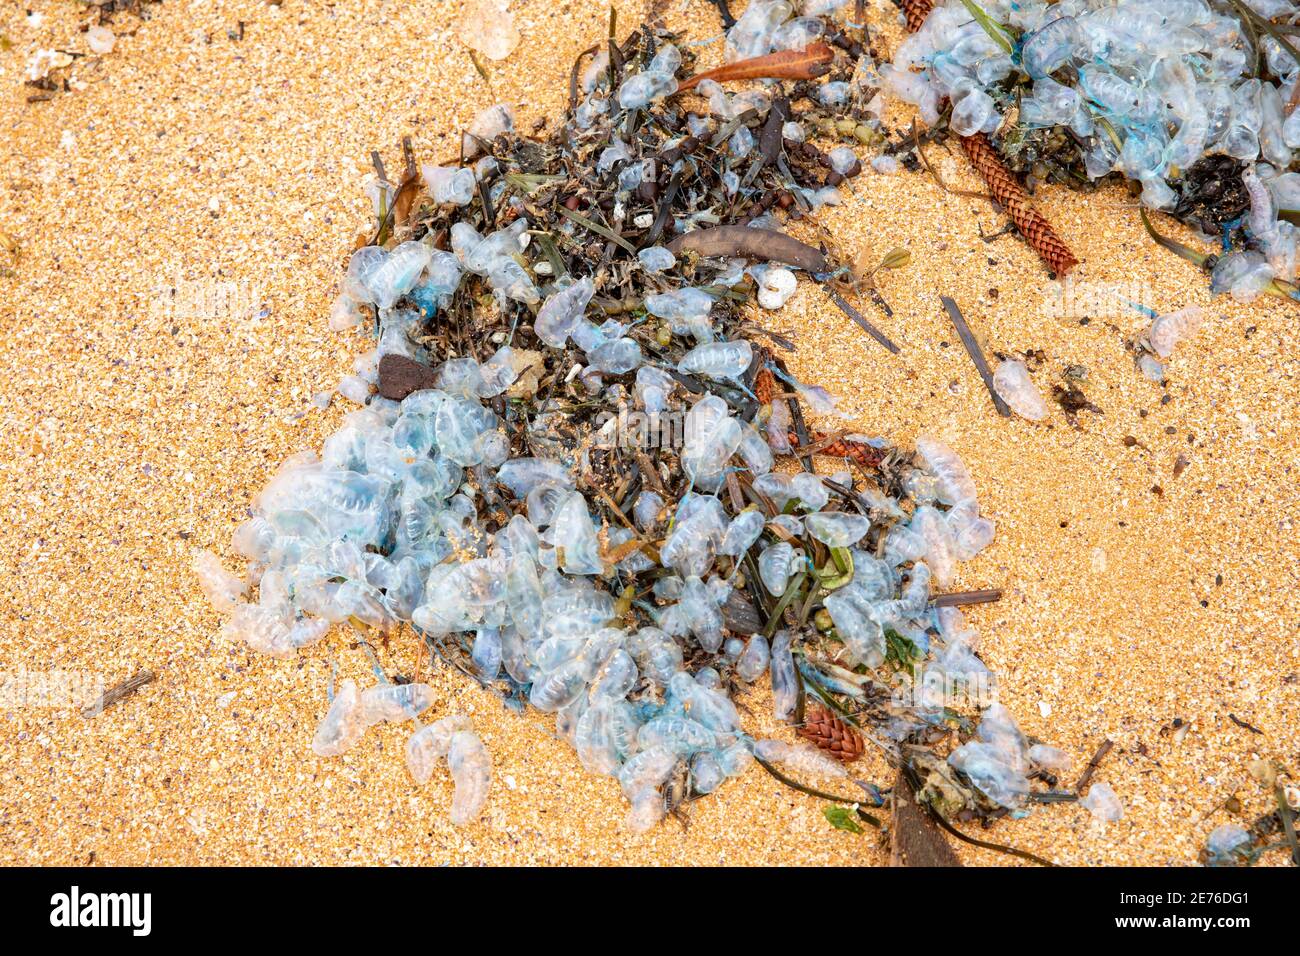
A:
[940,296,1011,417]
[1074,738,1114,793]
[826,286,900,354]
[891,769,962,867]
[931,588,1003,608]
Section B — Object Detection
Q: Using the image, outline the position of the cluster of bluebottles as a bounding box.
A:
[887,0,1300,307]
[195,8,1081,834]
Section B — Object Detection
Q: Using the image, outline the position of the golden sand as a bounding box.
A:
[0,0,1295,866]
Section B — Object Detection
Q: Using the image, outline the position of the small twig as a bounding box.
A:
[1027,790,1080,804]
[567,43,600,115]
[940,296,1011,417]
[931,588,1002,608]
[82,670,155,718]
[825,286,900,354]
[1228,712,1264,735]
[1073,738,1114,793]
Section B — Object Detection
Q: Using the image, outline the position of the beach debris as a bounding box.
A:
[825,287,900,353]
[1073,737,1114,794]
[22,2,157,99]
[931,588,1001,608]
[891,3,1078,274]
[894,0,1300,302]
[891,768,963,866]
[796,702,864,762]
[958,133,1079,275]
[194,10,1073,849]
[25,48,74,84]
[675,41,834,93]
[1200,775,1300,866]
[666,226,827,271]
[940,296,1012,417]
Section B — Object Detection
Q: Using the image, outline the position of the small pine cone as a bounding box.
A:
[902,0,934,33]
[754,366,776,406]
[786,430,886,470]
[797,703,864,763]
[959,132,1079,276]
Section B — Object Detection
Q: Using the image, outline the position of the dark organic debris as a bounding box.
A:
[931,588,1001,608]
[377,353,438,400]
[825,286,900,354]
[1073,738,1114,794]
[1051,383,1102,426]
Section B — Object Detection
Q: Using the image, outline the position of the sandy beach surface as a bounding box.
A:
[1,0,1296,866]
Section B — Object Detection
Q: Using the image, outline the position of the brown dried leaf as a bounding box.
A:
[390,171,424,232]
[675,42,834,94]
